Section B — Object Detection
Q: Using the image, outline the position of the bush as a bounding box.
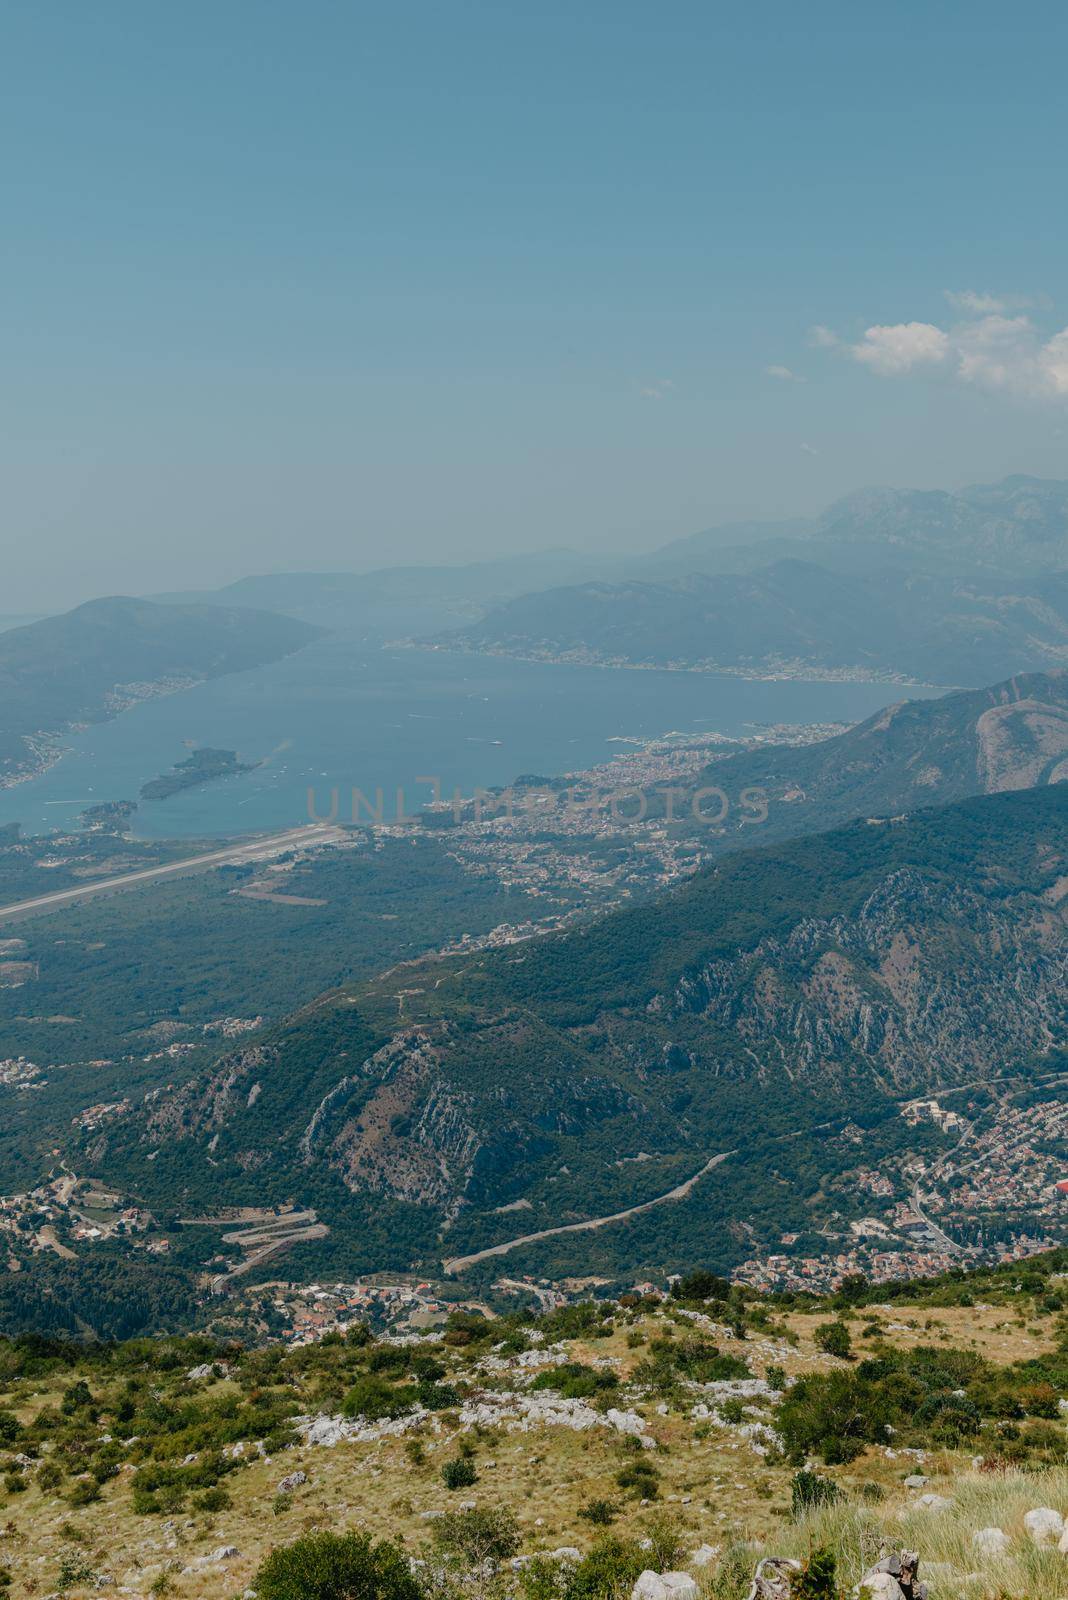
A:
[642,1512,684,1570]
[441,1456,478,1490]
[578,1498,619,1526]
[790,1470,841,1519]
[432,1507,520,1565]
[615,1459,659,1499]
[567,1536,646,1600]
[813,1323,852,1360]
[790,1547,838,1600]
[341,1375,417,1422]
[255,1533,422,1600]
[194,1485,232,1512]
[671,1270,731,1304]
[66,1476,101,1506]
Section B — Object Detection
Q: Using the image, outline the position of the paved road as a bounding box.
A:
[0,824,341,923]
[443,1150,734,1274]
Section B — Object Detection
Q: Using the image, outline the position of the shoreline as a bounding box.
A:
[398,638,942,690]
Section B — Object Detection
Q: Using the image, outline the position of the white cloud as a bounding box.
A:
[944,289,1007,315]
[944,289,1047,315]
[765,364,804,382]
[800,442,818,456]
[807,324,839,349]
[639,378,674,401]
[851,321,951,375]
[843,307,1068,400]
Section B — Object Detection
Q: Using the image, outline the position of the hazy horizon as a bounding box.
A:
[4,2,1068,612]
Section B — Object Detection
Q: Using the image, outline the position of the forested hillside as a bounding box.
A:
[87,786,1067,1282]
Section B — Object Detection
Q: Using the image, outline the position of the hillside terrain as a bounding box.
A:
[72,786,1065,1294]
[436,564,1068,686]
[662,668,1068,855]
[4,1255,1068,1599]
[0,597,319,783]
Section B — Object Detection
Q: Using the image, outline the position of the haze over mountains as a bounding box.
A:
[440,565,1068,686]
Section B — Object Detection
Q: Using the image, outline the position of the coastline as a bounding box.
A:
[398,638,940,690]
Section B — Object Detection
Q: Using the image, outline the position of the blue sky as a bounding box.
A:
[2,0,1067,607]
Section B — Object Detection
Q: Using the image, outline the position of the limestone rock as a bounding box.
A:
[689,1544,719,1568]
[1024,1507,1064,1546]
[632,1570,699,1600]
[971,1527,1011,1557]
[277,1471,307,1493]
[915,1493,952,1512]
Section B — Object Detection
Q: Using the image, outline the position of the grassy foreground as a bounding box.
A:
[1,1259,1068,1597]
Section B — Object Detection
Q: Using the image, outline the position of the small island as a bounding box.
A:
[140,747,258,802]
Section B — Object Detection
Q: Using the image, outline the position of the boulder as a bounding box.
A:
[184,1546,240,1571]
[632,1571,699,1600]
[277,1471,307,1494]
[903,1474,929,1489]
[858,1551,926,1600]
[1024,1507,1064,1546]
[971,1527,1011,1558]
[689,1544,719,1568]
[1059,1524,1068,1555]
[915,1493,952,1512]
[859,1577,904,1599]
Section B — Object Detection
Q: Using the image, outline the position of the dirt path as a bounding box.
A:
[443,1150,734,1274]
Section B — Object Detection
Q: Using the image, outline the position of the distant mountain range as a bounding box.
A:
[632,476,1068,581]
[438,562,1068,686]
[144,477,1068,643]
[154,550,616,636]
[0,597,319,784]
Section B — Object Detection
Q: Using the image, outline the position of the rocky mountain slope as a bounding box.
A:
[0,597,320,782]
[669,668,1068,856]
[91,786,1067,1280]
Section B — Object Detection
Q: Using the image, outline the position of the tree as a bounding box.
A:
[254,1532,423,1600]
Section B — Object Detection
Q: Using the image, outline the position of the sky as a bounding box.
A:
[2,0,1067,610]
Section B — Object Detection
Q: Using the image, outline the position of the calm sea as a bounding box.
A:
[0,638,943,839]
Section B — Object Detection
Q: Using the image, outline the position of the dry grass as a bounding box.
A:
[773,1468,1068,1600]
[3,1302,1064,1598]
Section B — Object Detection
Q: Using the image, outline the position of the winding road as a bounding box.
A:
[443,1149,734,1274]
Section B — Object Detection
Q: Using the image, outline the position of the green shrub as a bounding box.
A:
[66,1476,101,1506]
[194,1485,232,1512]
[578,1498,618,1526]
[813,1323,852,1360]
[254,1531,422,1600]
[431,1507,520,1565]
[790,1469,841,1519]
[341,1375,418,1422]
[441,1456,478,1490]
[567,1536,646,1600]
[790,1547,838,1599]
[615,1459,659,1499]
